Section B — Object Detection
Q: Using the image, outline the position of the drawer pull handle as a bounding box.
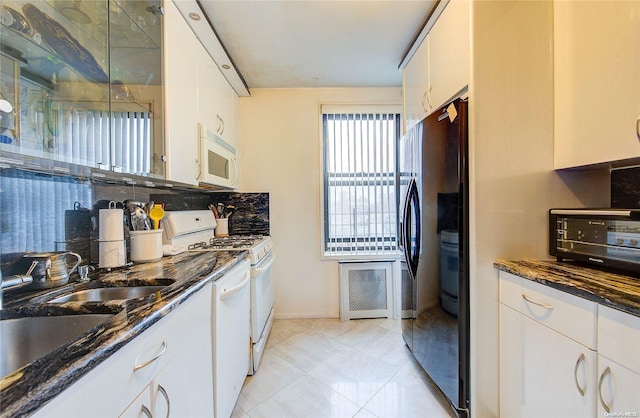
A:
[521,294,554,310]
[133,341,167,371]
[598,366,612,413]
[158,384,170,418]
[141,405,152,418]
[574,353,586,396]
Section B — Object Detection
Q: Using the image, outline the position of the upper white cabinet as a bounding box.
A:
[197,43,239,148]
[403,38,430,133]
[426,0,470,112]
[402,0,469,133]
[163,0,199,185]
[164,0,240,186]
[554,1,640,169]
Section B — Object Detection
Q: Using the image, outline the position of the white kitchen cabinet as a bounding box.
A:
[554,0,640,169]
[198,43,220,142]
[151,336,214,418]
[119,388,152,418]
[402,0,469,133]
[597,355,640,418]
[426,0,470,112]
[33,283,213,418]
[403,38,429,133]
[216,76,239,148]
[596,305,640,417]
[499,272,598,417]
[163,0,200,185]
[198,43,239,149]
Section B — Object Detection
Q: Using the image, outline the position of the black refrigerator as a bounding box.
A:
[399,98,470,417]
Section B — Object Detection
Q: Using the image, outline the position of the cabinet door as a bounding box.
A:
[500,304,597,418]
[197,42,220,138]
[216,76,238,147]
[554,1,640,168]
[198,47,238,148]
[597,356,640,418]
[119,387,152,418]
[163,0,199,185]
[152,344,214,418]
[427,0,470,111]
[403,38,430,133]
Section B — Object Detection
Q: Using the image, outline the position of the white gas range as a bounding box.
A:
[162,211,275,376]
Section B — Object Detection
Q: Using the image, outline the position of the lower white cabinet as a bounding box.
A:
[500,271,640,418]
[33,283,214,418]
[120,387,151,418]
[499,270,597,418]
[500,304,597,418]
[597,355,640,418]
[596,305,640,417]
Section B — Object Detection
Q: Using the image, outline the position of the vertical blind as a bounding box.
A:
[0,170,92,254]
[322,109,400,256]
[54,103,152,174]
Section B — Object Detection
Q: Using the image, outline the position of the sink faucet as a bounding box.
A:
[0,262,37,310]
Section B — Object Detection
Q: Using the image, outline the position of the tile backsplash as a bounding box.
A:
[0,168,269,275]
[611,166,640,208]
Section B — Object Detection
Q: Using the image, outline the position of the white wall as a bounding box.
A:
[238,88,402,318]
[469,2,610,417]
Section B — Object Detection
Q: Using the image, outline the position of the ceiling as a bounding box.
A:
[198,1,437,89]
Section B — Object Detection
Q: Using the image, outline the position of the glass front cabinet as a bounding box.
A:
[0,0,164,178]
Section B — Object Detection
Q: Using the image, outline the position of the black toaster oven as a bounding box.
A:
[549,209,640,275]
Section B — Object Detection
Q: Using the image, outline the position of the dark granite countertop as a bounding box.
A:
[0,250,248,418]
[494,259,640,317]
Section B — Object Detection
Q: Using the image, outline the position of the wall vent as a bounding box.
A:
[339,261,394,321]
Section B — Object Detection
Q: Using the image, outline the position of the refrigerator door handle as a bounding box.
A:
[403,178,420,280]
[409,179,421,278]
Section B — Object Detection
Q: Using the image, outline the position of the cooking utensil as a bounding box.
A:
[144,200,154,215]
[21,251,82,289]
[209,204,219,219]
[149,204,165,230]
[217,203,225,218]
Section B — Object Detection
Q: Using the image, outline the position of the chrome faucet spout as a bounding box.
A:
[0,261,37,309]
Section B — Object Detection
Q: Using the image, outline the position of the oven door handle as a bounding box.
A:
[254,251,276,273]
[220,271,250,300]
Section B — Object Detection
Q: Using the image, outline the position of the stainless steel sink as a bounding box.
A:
[48,286,166,303]
[0,314,113,378]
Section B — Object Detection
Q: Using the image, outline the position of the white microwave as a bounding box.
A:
[198,123,238,189]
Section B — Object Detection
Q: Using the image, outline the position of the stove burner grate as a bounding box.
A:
[188,235,266,250]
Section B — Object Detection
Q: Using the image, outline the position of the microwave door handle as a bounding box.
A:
[230,157,238,184]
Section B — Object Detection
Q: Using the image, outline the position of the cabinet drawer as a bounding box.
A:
[499,271,597,349]
[598,305,640,373]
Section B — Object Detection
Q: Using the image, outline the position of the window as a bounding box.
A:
[322,107,400,256]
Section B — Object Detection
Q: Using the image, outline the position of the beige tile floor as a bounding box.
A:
[232,318,457,418]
